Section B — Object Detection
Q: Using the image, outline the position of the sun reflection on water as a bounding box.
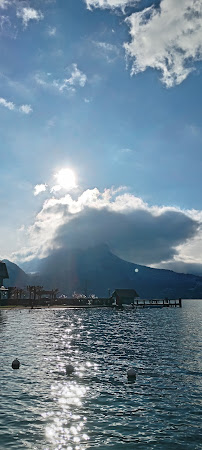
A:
[45,381,89,449]
[43,317,90,449]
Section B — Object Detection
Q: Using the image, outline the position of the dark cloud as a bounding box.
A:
[52,206,198,265]
[157,261,202,277]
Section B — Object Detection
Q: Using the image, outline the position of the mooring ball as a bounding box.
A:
[127,368,136,379]
[65,364,75,375]
[12,359,20,370]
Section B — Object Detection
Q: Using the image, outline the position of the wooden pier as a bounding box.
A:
[133,298,182,308]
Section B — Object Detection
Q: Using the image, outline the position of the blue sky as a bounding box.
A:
[1,0,202,274]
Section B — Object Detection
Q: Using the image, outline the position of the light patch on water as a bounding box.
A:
[45,382,89,448]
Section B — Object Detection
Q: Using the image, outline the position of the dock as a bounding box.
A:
[133,298,182,308]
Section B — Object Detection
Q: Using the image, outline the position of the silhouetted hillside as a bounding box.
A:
[17,245,202,298]
[3,259,29,288]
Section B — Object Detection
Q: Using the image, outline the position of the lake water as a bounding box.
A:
[0,301,202,449]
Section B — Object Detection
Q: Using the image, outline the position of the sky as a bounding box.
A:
[1,0,202,275]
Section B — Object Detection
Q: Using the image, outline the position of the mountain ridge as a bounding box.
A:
[4,245,202,298]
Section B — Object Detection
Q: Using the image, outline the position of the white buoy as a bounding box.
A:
[65,364,74,375]
[12,358,20,370]
[127,368,136,379]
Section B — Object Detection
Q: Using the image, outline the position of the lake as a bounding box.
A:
[0,301,202,449]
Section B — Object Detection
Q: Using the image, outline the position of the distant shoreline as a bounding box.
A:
[0,305,110,310]
[1,298,202,311]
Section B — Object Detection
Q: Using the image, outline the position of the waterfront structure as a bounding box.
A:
[0,261,9,300]
[133,298,182,308]
[0,286,9,300]
[111,289,139,307]
[0,261,9,286]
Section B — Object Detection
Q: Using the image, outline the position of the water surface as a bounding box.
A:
[0,301,202,449]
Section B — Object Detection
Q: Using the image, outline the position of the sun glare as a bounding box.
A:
[55,168,77,191]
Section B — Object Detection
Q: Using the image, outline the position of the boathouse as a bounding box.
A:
[0,261,9,300]
[112,289,139,307]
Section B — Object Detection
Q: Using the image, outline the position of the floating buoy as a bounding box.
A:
[127,368,136,379]
[12,358,20,370]
[65,364,74,375]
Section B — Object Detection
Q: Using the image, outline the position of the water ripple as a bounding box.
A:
[0,302,202,449]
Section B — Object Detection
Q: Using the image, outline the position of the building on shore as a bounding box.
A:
[111,289,139,307]
[0,261,9,300]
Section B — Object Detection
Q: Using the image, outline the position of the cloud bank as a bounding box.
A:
[15,187,201,270]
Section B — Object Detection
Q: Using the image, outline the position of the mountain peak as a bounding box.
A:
[4,247,202,298]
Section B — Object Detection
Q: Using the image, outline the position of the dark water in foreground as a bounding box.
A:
[0,302,202,449]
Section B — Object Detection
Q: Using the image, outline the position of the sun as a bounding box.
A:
[55,168,77,190]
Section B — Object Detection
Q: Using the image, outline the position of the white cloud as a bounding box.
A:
[34,184,47,196]
[17,7,44,27]
[18,224,25,232]
[35,73,48,87]
[50,185,62,193]
[86,0,202,87]
[93,41,120,62]
[19,104,33,114]
[0,97,15,110]
[125,0,202,87]
[35,64,87,93]
[0,97,33,113]
[58,64,87,92]
[86,0,138,9]
[0,0,10,8]
[94,41,118,52]
[0,15,17,38]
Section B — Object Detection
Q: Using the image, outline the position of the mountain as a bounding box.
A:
[16,245,202,298]
[3,259,29,288]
